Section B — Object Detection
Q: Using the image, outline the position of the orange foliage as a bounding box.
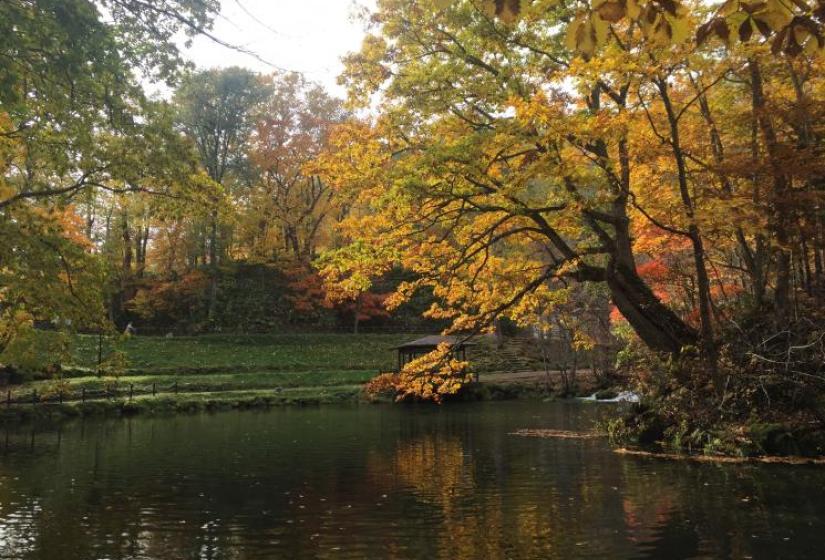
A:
[285,264,391,324]
[129,270,209,321]
[363,372,401,399]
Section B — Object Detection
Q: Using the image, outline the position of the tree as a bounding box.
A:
[241,73,348,262]
[0,0,220,208]
[0,0,219,360]
[476,0,825,58]
[326,0,698,353]
[316,0,825,401]
[174,67,271,321]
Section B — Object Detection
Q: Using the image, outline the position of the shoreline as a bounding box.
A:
[614,447,825,466]
[0,387,363,424]
[4,390,823,465]
[0,381,565,425]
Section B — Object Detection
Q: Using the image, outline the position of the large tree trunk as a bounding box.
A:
[606,262,698,354]
[606,176,698,355]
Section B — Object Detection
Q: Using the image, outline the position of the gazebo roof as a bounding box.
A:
[396,335,475,351]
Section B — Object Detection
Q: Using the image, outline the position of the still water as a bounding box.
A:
[0,401,823,559]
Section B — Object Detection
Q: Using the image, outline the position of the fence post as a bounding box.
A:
[152,382,156,396]
[6,390,10,408]
[129,384,134,401]
[32,390,37,405]
[174,380,178,394]
[59,391,63,404]
[81,388,86,403]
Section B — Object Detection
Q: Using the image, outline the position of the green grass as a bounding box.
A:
[0,332,567,423]
[0,386,365,423]
[5,333,420,411]
[66,332,416,374]
[3,332,410,420]
[18,370,376,397]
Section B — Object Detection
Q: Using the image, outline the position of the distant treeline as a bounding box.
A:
[114,263,447,335]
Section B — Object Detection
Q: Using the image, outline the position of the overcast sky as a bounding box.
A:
[171,0,375,97]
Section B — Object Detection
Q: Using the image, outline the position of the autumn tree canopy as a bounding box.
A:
[0,0,223,364]
[3,0,823,406]
[316,0,825,395]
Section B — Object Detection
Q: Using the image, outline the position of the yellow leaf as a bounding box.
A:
[758,0,794,29]
[667,13,691,44]
[565,15,586,51]
[626,0,641,20]
[591,12,610,45]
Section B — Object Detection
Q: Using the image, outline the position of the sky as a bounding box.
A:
[175,0,375,98]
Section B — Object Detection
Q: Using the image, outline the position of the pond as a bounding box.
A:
[0,401,823,559]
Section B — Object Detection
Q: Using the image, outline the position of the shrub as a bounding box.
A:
[363,372,400,400]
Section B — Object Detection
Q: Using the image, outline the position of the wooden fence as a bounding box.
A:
[4,380,184,407]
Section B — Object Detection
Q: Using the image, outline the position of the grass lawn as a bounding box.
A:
[66,332,417,374]
[1,332,577,420]
[3,332,422,407]
[17,370,376,398]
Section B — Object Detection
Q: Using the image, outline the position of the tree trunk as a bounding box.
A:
[606,262,698,354]
[656,77,718,376]
[692,74,769,304]
[135,225,149,278]
[603,165,698,355]
[207,208,219,323]
[114,209,133,326]
[121,212,132,277]
[749,59,793,319]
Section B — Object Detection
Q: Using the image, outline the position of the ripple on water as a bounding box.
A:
[0,402,823,559]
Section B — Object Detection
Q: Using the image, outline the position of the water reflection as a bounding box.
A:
[0,403,822,559]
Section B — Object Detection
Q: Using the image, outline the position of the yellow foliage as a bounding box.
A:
[395,343,474,403]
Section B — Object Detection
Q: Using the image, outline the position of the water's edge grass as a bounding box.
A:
[0,382,561,424]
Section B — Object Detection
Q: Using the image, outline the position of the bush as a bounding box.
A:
[363,372,400,401]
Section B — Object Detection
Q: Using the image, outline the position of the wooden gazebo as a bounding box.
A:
[395,335,474,371]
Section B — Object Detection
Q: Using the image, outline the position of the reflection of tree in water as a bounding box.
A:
[3,407,825,559]
[378,426,825,559]
[381,433,635,559]
[0,422,255,560]
[614,458,825,559]
[390,434,504,559]
[393,435,472,509]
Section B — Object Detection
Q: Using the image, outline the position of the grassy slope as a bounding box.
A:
[7,333,420,403]
[68,333,414,373]
[1,332,571,421]
[19,370,376,397]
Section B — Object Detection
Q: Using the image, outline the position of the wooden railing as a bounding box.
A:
[3,380,184,407]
